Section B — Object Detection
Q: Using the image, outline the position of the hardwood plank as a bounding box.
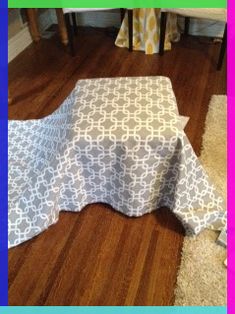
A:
[8,27,226,306]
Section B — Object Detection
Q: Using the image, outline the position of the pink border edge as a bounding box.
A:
[228,0,234,313]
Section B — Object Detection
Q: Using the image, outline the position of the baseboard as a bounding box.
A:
[8,9,55,63]
[8,26,32,63]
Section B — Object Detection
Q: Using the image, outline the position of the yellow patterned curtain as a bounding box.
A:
[115,9,180,54]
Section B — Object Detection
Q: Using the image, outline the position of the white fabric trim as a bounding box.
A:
[161,8,226,22]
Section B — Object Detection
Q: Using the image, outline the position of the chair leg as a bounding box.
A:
[217,24,227,71]
[71,12,78,36]
[128,9,133,52]
[65,13,75,56]
[26,9,41,42]
[159,12,167,56]
[56,9,69,45]
[120,8,125,23]
[184,17,190,35]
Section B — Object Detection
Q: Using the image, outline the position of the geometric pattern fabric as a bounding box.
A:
[8,76,226,248]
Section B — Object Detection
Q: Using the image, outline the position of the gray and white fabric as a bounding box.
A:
[8,76,226,248]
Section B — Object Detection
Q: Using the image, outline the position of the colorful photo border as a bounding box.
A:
[0,306,229,313]
[227,0,234,313]
[8,0,227,8]
[0,0,8,307]
[1,0,233,313]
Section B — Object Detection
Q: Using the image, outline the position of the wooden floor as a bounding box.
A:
[8,27,226,306]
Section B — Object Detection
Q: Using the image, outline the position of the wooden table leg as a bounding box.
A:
[26,9,41,42]
[56,9,69,45]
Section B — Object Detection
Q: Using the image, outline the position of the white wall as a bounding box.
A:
[8,9,26,39]
[49,9,121,28]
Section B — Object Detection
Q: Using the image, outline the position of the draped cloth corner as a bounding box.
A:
[115,9,180,54]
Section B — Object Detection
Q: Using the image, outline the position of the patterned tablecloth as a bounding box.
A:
[8,76,226,248]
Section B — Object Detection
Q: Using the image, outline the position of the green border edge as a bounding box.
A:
[8,0,227,8]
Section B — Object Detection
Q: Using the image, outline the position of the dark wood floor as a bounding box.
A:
[8,27,226,306]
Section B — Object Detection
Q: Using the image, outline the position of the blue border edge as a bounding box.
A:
[0,306,228,313]
[0,2,8,308]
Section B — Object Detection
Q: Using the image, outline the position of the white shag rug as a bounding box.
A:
[174,95,227,306]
